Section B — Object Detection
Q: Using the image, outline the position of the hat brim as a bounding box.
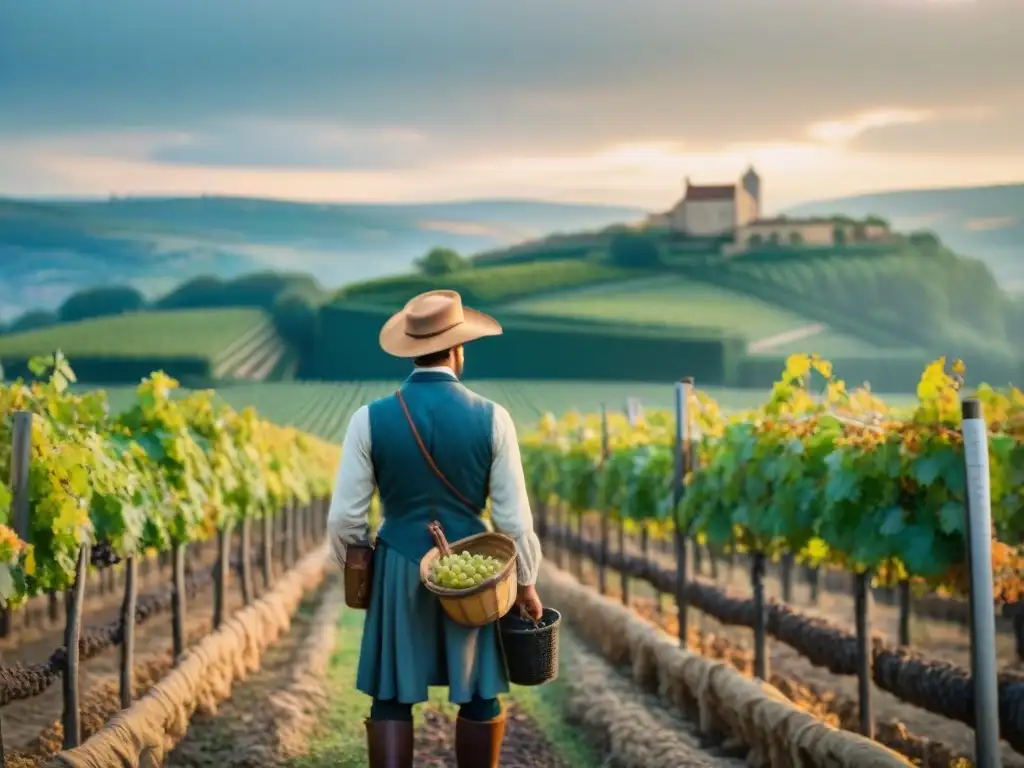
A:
[379,305,503,358]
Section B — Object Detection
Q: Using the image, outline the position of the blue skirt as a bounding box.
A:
[355,543,510,704]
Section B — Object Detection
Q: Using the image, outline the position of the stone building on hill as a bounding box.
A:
[647,167,762,236]
[647,166,891,254]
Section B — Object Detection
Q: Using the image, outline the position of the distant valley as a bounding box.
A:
[0,196,642,319]
[2,181,1022,324]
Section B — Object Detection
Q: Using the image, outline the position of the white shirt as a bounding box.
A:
[327,366,544,585]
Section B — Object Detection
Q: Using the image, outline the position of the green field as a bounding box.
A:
[96,380,918,440]
[0,308,291,382]
[0,308,266,359]
[502,276,882,356]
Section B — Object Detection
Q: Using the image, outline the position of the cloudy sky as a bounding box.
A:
[1,0,1021,211]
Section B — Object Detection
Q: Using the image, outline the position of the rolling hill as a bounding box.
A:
[0,196,643,320]
[787,182,1024,290]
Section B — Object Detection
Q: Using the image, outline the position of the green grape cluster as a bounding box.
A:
[431,551,505,589]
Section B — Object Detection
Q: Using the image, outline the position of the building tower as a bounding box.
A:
[742,166,761,219]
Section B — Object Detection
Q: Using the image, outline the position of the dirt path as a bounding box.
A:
[746,322,827,353]
[292,601,598,767]
[558,626,748,767]
[165,585,328,767]
[413,704,572,767]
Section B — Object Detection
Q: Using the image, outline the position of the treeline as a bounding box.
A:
[336,257,629,308]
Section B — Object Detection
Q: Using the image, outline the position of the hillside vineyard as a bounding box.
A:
[522,354,1023,598]
[0,354,339,602]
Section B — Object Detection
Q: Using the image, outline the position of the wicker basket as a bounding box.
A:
[420,521,518,628]
[499,607,561,686]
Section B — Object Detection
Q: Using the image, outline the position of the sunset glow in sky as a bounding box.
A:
[1,0,1021,212]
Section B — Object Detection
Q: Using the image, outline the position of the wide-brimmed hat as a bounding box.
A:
[379,290,502,358]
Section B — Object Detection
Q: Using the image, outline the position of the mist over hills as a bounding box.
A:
[0,196,643,319]
[2,180,1023,324]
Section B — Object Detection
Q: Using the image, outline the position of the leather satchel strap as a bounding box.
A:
[395,390,481,513]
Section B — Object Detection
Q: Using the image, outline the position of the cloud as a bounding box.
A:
[848,106,1023,155]
[0,0,1022,203]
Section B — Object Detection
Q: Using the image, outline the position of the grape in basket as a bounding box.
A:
[431,551,506,589]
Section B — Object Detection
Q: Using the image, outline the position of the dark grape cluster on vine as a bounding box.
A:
[89,539,122,568]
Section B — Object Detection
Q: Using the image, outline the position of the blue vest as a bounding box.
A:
[369,370,494,562]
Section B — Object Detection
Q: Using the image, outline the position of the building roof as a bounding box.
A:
[685,184,736,202]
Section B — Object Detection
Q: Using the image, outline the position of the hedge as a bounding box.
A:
[309,304,745,384]
[332,260,634,308]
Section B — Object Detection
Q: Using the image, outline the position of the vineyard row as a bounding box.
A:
[539,516,1024,752]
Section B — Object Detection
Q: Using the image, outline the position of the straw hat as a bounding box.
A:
[379,290,502,358]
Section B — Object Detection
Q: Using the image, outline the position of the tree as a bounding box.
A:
[9,309,58,333]
[908,231,940,250]
[156,275,226,309]
[272,289,319,351]
[416,248,469,276]
[608,232,661,268]
[58,285,146,323]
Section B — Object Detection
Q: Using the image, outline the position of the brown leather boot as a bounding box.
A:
[365,719,414,768]
[455,712,506,767]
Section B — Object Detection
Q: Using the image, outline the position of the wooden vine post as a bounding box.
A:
[62,543,90,749]
[261,512,274,591]
[897,578,911,646]
[213,523,232,629]
[574,426,586,581]
[852,569,874,738]
[119,554,138,708]
[171,542,187,660]
[3,410,34,764]
[780,554,794,603]
[277,507,288,567]
[290,503,300,564]
[750,551,769,680]
[617,509,629,606]
[673,377,694,647]
[240,516,254,605]
[597,403,609,595]
[283,503,294,568]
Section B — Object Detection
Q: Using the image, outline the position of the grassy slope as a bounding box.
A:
[296,605,598,767]
[501,275,882,356]
[0,307,267,359]
[785,182,1024,289]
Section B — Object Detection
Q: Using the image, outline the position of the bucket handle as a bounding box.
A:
[517,604,543,628]
[428,521,452,558]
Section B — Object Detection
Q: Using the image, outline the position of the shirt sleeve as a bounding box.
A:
[487,405,543,585]
[327,405,375,569]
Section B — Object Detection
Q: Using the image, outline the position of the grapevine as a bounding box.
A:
[0,354,339,606]
[523,354,1024,598]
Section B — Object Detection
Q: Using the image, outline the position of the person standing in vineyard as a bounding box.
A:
[328,289,545,768]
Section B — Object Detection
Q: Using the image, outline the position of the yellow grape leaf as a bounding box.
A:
[785,354,811,380]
